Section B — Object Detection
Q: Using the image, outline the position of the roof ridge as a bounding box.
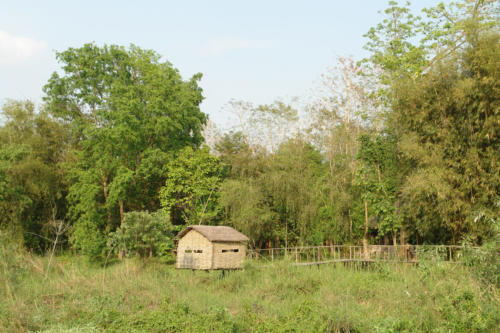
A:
[178,225,249,242]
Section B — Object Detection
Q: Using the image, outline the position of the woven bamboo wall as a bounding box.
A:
[212,242,246,269]
[176,230,213,269]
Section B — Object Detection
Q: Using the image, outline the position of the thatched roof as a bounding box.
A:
[178,225,249,242]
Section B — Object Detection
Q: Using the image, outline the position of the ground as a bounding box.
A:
[1,256,499,332]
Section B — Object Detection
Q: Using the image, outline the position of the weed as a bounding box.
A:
[0,249,498,332]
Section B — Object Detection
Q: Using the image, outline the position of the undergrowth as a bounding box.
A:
[0,238,499,332]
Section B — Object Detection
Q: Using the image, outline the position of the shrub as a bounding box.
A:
[108,210,175,259]
[72,218,107,261]
[461,236,500,288]
[0,229,28,289]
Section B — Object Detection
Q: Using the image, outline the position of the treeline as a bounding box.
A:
[0,1,498,258]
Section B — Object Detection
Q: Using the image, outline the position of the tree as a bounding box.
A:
[363,0,427,83]
[217,134,326,248]
[355,134,401,248]
[224,99,299,152]
[393,29,499,244]
[363,0,499,244]
[306,56,379,244]
[267,139,326,246]
[43,44,206,258]
[215,131,276,248]
[159,146,225,226]
[0,100,70,252]
[219,179,276,249]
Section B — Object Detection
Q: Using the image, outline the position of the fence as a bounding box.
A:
[247,245,474,265]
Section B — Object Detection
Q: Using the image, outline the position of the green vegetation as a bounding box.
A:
[0,1,499,330]
[1,238,498,332]
[159,146,226,226]
[1,0,498,253]
[109,210,175,259]
[43,44,206,259]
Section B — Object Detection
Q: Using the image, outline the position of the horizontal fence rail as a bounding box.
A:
[247,245,477,265]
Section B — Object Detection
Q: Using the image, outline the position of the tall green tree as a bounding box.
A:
[363,0,499,244]
[43,44,206,258]
[363,0,427,83]
[355,134,401,247]
[393,30,499,244]
[217,132,326,248]
[306,56,381,245]
[0,100,70,251]
[159,146,225,226]
[268,139,326,246]
[216,131,277,248]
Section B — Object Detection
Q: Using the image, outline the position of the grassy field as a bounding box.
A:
[1,248,499,333]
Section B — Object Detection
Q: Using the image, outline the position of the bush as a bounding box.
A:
[72,218,107,261]
[0,229,28,288]
[108,210,175,259]
[461,237,500,288]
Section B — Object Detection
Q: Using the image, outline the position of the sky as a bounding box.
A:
[0,0,445,129]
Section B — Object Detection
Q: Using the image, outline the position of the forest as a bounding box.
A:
[1,1,499,331]
[0,0,498,261]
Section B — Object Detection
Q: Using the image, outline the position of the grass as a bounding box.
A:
[1,252,499,333]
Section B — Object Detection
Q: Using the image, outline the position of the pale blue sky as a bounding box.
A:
[1,0,444,128]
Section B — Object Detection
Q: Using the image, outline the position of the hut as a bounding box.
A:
[176,225,249,270]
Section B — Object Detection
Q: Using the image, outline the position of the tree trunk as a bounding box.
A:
[349,209,353,239]
[285,218,288,249]
[363,200,369,259]
[46,219,64,279]
[119,201,124,223]
[100,170,112,227]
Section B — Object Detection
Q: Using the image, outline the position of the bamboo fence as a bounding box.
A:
[247,245,476,265]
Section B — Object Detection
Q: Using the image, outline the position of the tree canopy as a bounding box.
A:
[0,1,498,258]
[42,44,206,257]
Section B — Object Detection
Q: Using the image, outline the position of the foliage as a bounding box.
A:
[0,100,70,252]
[355,133,402,241]
[306,56,379,245]
[42,43,206,256]
[0,0,498,257]
[363,0,428,82]
[218,135,326,247]
[219,179,276,248]
[461,223,500,287]
[1,256,499,332]
[362,0,499,245]
[393,29,499,244]
[223,99,299,152]
[108,210,174,258]
[159,146,225,226]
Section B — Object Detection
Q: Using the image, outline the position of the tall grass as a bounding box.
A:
[0,243,499,332]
